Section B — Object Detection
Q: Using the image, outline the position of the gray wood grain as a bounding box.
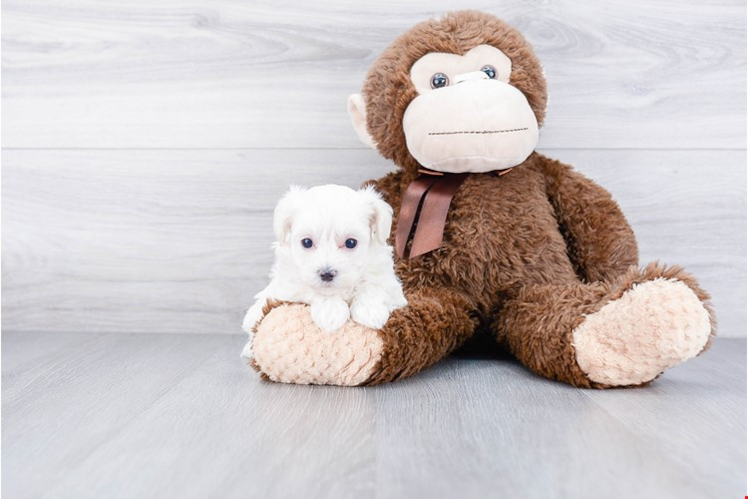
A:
[375,341,747,498]
[2,0,745,149]
[582,350,746,498]
[2,148,744,337]
[2,332,744,498]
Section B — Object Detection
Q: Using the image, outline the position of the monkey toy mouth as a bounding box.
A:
[427,127,530,136]
[411,120,538,174]
[402,79,540,174]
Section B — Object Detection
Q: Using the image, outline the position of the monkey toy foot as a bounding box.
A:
[249,303,384,386]
[572,266,714,387]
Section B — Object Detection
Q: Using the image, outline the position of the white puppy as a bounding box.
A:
[241,184,407,359]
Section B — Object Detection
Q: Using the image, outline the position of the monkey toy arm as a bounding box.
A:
[537,154,639,283]
[249,286,478,386]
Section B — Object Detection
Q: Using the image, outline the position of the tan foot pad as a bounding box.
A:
[253,303,383,386]
[573,279,712,386]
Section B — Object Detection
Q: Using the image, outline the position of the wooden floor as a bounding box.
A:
[2,332,744,498]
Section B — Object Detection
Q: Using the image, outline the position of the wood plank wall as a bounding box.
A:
[2,0,746,336]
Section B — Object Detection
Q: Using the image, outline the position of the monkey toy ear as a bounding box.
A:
[347,94,377,149]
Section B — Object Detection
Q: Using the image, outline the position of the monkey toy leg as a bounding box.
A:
[250,287,479,386]
[494,263,715,388]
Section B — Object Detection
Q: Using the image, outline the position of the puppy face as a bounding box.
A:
[274,185,393,295]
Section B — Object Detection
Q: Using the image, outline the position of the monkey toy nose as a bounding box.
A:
[319,269,337,282]
[453,70,490,84]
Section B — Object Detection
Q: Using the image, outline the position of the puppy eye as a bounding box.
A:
[345,238,358,249]
[481,65,497,79]
[430,73,449,89]
[301,238,313,249]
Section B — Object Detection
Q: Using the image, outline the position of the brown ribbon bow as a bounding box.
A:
[395,168,513,259]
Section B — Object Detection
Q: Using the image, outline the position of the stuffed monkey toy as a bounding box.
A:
[248,10,715,387]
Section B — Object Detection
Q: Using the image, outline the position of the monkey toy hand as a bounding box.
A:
[247,302,385,386]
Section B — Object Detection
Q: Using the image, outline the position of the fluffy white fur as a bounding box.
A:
[241,184,407,359]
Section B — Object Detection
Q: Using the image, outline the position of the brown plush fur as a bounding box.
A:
[354,11,715,386]
[365,286,479,385]
[252,11,715,387]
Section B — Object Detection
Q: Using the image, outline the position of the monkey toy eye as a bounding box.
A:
[345,238,357,249]
[481,65,497,79]
[430,73,449,89]
[301,238,313,248]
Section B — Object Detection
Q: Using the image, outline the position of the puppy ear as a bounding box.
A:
[273,185,306,244]
[359,186,393,245]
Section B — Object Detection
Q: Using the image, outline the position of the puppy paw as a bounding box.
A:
[242,303,264,334]
[351,300,390,329]
[311,298,350,332]
[240,339,254,362]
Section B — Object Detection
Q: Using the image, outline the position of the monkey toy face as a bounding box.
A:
[349,11,548,175]
[403,44,539,173]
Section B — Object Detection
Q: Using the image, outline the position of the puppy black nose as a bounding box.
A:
[319,269,336,282]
